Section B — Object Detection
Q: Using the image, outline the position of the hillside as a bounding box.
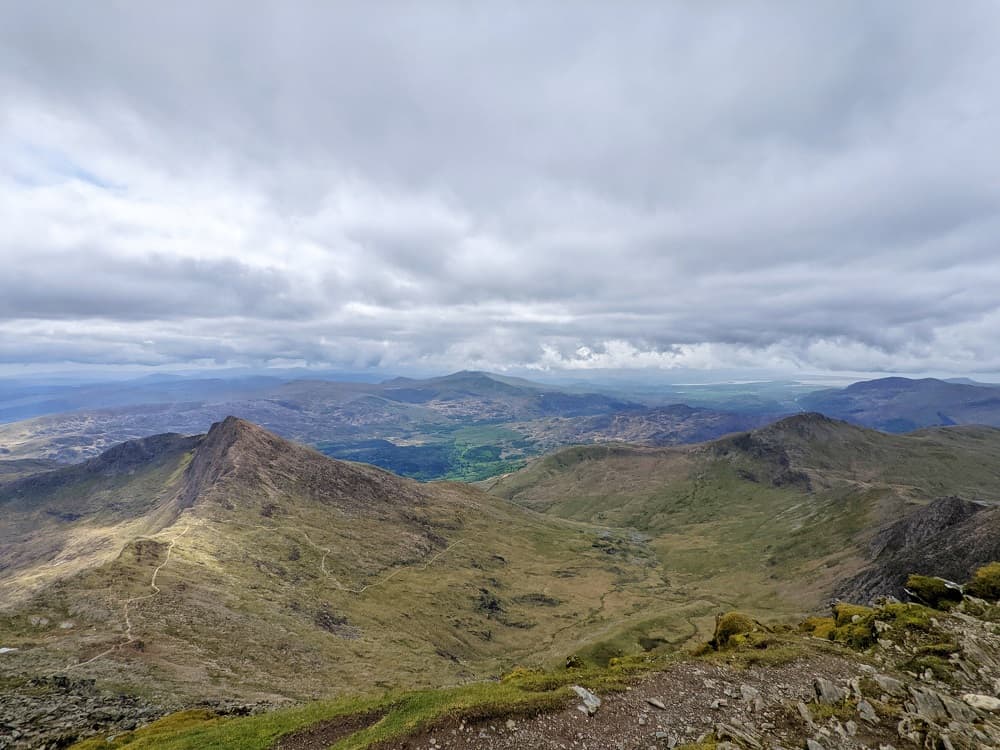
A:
[799,376,1000,432]
[488,414,1000,613]
[5,415,1000,747]
[836,495,1000,602]
[0,419,724,710]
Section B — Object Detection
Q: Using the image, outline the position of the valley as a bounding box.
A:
[4,411,1000,748]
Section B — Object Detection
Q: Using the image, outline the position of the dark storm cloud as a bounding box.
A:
[1,2,999,374]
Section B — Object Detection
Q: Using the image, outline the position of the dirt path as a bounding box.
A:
[272,710,386,750]
[225,518,476,595]
[381,653,903,750]
[64,524,191,670]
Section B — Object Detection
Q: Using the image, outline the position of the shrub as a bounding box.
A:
[965,562,1000,601]
[711,611,755,649]
[905,575,963,609]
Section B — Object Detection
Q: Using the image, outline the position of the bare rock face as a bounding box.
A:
[836,496,1000,603]
[814,677,848,705]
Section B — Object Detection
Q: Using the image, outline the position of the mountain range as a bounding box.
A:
[0,371,772,481]
[5,414,1000,695]
[799,376,1000,432]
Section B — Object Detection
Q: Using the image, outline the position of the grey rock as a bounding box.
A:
[908,686,978,724]
[857,699,878,724]
[874,673,906,697]
[570,685,601,716]
[961,693,1000,712]
[813,678,847,705]
[797,701,816,728]
[715,722,763,749]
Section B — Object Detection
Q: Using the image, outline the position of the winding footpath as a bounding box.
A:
[63,515,472,670]
[65,524,191,670]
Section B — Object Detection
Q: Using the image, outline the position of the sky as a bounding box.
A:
[2,2,1000,379]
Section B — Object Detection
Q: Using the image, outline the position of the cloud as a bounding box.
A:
[1,2,1000,376]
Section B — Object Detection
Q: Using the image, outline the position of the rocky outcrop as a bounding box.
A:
[0,675,165,750]
[177,416,434,516]
[0,674,272,750]
[837,496,1000,602]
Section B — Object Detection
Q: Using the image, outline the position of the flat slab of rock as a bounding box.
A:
[813,678,847,705]
[571,685,601,716]
[962,693,1000,712]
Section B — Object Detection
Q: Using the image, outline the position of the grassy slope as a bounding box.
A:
[0,422,712,704]
[487,417,1000,613]
[12,415,1000,748]
[67,660,647,750]
[0,441,196,606]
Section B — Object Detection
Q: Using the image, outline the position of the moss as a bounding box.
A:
[690,641,714,657]
[833,603,874,627]
[811,699,856,721]
[905,575,963,610]
[832,621,876,650]
[916,642,960,657]
[965,562,1000,601]
[797,601,935,653]
[711,611,755,649]
[69,711,224,749]
[800,616,837,639]
[501,666,543,684]
[900,654,955,684]
[879,602,933,633]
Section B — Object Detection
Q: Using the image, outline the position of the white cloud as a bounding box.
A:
[1,2,999,377]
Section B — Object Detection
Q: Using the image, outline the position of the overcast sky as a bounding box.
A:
[2,2,999,378]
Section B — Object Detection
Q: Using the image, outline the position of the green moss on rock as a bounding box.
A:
[711,611,755,649]
[965,562,1000,601]
[905,575,963,610]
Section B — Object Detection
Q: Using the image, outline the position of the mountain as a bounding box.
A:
[0,371,769,481]
[0,375,284,424]
[0,418,721,709]
[488,414,1000,610]
[799,376,1000,432]
[9,417,1000,748]
[511,403,774,451]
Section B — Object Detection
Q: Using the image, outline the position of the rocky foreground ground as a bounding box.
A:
[384,598,1000,750]
[0,674,268,750]
[6,593,1000,749]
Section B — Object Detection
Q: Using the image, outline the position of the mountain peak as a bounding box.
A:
[179,417,428,515]
[202,415,269,449]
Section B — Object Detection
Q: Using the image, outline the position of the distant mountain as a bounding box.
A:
[511,403,774,451]
[0,375,284,424]
[798,376,1000,432]
[0,371,769,481]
